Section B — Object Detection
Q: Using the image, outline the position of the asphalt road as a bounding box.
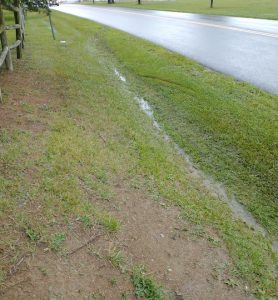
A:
[54,5,278,95]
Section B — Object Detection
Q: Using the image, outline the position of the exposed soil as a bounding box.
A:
[0,68,250,299]
[1,185,250,299]
[98,186,250,300]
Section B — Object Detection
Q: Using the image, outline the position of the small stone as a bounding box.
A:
[160,233,165,238]
[167,268,172,272]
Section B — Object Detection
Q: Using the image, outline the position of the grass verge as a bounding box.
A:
[95,19,278,238]
[0,11,277,297]
[87,0,278,20]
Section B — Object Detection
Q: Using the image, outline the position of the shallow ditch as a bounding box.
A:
[114,68,277,251]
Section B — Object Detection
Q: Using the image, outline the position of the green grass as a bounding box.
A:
[0,11,277,297]
[25,228,41,242]
[80,215,93,227]
[108,248,124,269]
[88,0,278,20]
[96,22,278,239]
[131,266,164,299]
[50,233,66,251]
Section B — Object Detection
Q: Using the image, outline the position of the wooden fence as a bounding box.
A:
[0,1,25,73]
[0,2,25,101]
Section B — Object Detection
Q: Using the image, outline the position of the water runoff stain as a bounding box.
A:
[114,68,277,251]
[114,69,126,82]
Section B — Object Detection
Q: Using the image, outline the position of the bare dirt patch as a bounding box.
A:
[2,186,250,299]
[1,226,135,299]
[0,63,66,133]
[0,70,49,132]
[105,186,250,299]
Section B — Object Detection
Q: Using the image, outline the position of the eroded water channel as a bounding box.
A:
[114,68,277,251]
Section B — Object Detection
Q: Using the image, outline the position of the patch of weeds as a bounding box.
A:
[181,208,200,224]
[110,277,117,287]
[95,169,108,184]
[255,288,268,299]
[149,188,161,202]
[100,215,120,233]
[129,176,144,189]
[190,225,205,240]
[20,101,34,113]
[131,266,163,300]
[80,215,93,228]
[25,228,41,242]
[39,103,50,111]
[166,174,174,182]
[108,248,124,270]
[18,191,31,207]
[100,190,114,201]
[207,235,221,247]
[224,278,239,288]
[212,262,229,281]
[50,233,66,251]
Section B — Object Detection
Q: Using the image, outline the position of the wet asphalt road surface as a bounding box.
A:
[53,5,278,95]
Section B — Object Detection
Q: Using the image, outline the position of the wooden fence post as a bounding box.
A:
[13,0,22,59]
[0,4,13,71]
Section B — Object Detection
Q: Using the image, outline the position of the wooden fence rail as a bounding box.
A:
[0,2,25,73]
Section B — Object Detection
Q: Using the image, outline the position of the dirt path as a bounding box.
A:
[1,184,249,299]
